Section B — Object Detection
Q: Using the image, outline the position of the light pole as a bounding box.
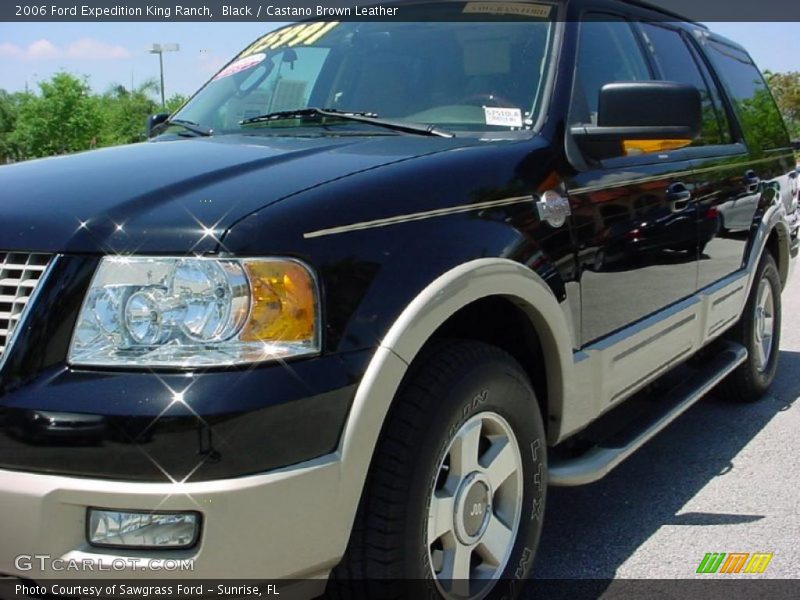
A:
[148,43,180,109]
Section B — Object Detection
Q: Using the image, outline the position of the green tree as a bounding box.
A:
[0,89,33,162]
[12,73,102,157]
[765,70,800,139]
[97,79,160,145]
[736,86,791,155]
[165,93,189,114]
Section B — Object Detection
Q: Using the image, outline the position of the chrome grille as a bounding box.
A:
[0,252,51,359]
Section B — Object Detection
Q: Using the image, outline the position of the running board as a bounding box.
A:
[549,342,748,487]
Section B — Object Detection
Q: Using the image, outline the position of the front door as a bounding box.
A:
[564,15,699,345]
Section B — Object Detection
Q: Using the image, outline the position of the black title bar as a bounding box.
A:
[2,0,800,22]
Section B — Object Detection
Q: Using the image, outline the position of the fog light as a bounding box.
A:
[87,509,200,549]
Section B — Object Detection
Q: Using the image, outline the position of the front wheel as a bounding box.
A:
[720,252,782,402]
[330,340,547,599]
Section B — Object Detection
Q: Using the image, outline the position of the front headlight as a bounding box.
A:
[69,256,320,368]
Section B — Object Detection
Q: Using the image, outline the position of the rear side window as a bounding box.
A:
[570,16,651,126]
[705,40,789,151]
[639,23,731,146]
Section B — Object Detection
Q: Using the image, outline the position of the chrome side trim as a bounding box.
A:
[612,315,695,363]
[0,255,60,376]
[585,296,701,353]
[712,284,744,307]
[303,196,532,239]
[700,269,748,299]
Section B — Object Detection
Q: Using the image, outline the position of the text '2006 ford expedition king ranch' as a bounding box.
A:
[0,1,798,598]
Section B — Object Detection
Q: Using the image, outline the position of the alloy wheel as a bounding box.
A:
[753,277,775,372]
[427,412,523,599]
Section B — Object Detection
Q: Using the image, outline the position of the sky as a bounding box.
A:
[0,22,288,97]
[0,21,797,98]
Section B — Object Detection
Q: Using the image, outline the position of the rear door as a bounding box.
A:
[690,35,794,290]
[635,23,748,289]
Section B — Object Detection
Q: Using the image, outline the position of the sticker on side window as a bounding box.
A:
[463,2,552,18]
[212,53,266,81]
[484,107,523,128]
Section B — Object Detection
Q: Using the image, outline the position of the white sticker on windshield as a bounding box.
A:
[464,2,552,18]
[212,53,266,81]
[484,107,523,128]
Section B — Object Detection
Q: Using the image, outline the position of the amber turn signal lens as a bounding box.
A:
[241,260,317,343]
[622,139,692,156]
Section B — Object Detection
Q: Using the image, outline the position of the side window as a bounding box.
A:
[639,23,731,146]
[705,40,789,151]
[570,16,651,126]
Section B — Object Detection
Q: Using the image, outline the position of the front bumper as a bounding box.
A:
[0,349,372,482]
[0,345,412,597]
[0,456,347,588]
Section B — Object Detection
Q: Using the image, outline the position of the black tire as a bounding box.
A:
[328,340,547,600]
[720,252,782,402]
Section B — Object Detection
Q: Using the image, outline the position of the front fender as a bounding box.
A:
[332,258,578,553]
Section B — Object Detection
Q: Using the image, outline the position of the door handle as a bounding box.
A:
[667,182,692,211]
[744,169,761,193]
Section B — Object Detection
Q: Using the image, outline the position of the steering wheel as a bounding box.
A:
[457,93,516,108]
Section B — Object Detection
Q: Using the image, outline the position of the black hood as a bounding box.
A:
[0,134,478,254]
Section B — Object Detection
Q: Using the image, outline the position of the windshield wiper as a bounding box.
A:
[239,107,454,138]
[162,118,213,137]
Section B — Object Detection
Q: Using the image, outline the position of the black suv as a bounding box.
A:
[0,1,797,597]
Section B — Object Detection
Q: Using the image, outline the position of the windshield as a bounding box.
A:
[171,15,555,136]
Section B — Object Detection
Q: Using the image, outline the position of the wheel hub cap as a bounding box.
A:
[756,308,765,341]
[454,472,492,544]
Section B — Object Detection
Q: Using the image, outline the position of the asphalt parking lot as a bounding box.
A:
[533,269,800,581]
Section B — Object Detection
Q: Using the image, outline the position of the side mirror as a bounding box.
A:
[571,82,702,161]
[146,113,170,138]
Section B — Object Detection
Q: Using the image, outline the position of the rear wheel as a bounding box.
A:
[720,252,782,402]
[330,340,546,599]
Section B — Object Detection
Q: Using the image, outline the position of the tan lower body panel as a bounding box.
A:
[0,458,347,590]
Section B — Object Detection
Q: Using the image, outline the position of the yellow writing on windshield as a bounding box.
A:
[240,22,340,57]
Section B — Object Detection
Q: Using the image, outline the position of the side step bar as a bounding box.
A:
[549,342,748,487]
